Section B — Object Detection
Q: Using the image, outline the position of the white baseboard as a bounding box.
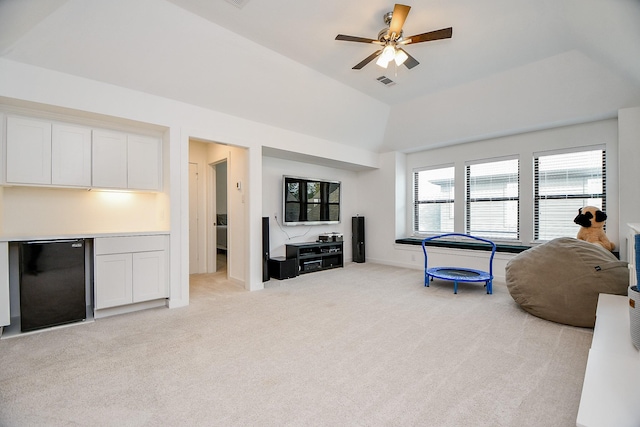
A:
[94,299,167,319]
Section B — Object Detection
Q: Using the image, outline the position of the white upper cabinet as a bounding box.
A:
[92,129,161,191]
[51,123,92,186]
[128,134,161,191]
[4,115,162,191]
[6,116,52,185]
[92,129,128,189]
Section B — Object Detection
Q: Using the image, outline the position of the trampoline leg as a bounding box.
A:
[425,273,430,287]
[454,280,458,294]
[486,280,492,294]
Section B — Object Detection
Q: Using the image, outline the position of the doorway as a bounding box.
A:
[188,138,248,289]
[188,142,228,275]
[211,160,228,273]
[188,162,200,274]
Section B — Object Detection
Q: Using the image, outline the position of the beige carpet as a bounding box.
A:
[0,263,592,426]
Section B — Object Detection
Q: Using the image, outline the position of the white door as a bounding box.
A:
[189,162,199,274]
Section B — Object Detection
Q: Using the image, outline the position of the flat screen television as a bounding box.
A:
[283,175,341,225]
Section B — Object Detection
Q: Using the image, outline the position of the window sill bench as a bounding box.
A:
[395,237,530,254]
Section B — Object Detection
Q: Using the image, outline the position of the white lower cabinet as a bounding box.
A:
[132,250,166,302]
[94,236,168,310]
[95,253,133,309]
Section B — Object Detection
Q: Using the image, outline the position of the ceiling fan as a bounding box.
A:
[335,3,452,70]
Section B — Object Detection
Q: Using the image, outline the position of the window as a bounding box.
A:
[414,166,455,234]
[466,158,519,240]
[534,148,606,241]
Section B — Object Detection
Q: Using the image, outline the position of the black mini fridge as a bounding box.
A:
[19,239,86,332]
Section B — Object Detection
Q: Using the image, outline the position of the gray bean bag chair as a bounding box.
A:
[506,237,628,327]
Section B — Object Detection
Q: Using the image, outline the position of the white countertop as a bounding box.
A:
[0,230,170,242]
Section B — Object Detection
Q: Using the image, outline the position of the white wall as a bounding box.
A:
[0,58,381,301]
[619,107,640,260]
[359,119,620,281]
[262,156,359,261]
[405,119,619,245]
[2,187,168,236]
[2,56,637,303]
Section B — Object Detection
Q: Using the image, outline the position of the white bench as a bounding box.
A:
[576,293,640,427]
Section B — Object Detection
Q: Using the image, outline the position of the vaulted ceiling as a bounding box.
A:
[1,0,639,153]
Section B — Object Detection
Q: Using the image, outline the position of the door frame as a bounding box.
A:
[207,159,228,275]
[188,161,201,274]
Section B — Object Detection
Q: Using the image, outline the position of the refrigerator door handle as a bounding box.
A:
[24,239,83,245]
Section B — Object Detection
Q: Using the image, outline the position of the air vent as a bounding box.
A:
[376,76,396,87]
[225,0,250,9]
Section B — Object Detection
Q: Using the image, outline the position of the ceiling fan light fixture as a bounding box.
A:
[335,4,453,71]
[394,49,408,66]
[381,45,396,61]
[376,54,391,68]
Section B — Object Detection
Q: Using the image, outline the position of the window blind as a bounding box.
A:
[534,148,605,241]
[466,158,519,240]
[414,166,455,234]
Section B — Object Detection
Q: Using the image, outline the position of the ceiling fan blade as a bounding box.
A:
[388,4,411,38]
[352,50,382,70]
[398,48,419,69]
[336,34,379,44]
[405,27,453,44]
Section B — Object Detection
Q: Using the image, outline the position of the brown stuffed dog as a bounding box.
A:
[573,206,615,251]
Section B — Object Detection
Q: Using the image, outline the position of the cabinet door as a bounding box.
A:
[52,124,92,186]
[127,134,161,191]
[630,231,638,287]
[132,251,167,302]
[6,116,52,184]
[92,129,127,189]
[95,253,133,309]
[0,242,9,327]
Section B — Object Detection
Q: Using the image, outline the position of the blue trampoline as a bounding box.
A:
[421,233,496,294]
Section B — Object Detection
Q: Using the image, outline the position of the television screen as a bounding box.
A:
[283,176,341,225]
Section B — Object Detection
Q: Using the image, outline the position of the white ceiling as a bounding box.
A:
[1,0,640,154]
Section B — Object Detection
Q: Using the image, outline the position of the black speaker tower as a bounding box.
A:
[262,217,270,281]
[352,216,365,263]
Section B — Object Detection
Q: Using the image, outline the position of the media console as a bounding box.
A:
[285,241,343,275]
